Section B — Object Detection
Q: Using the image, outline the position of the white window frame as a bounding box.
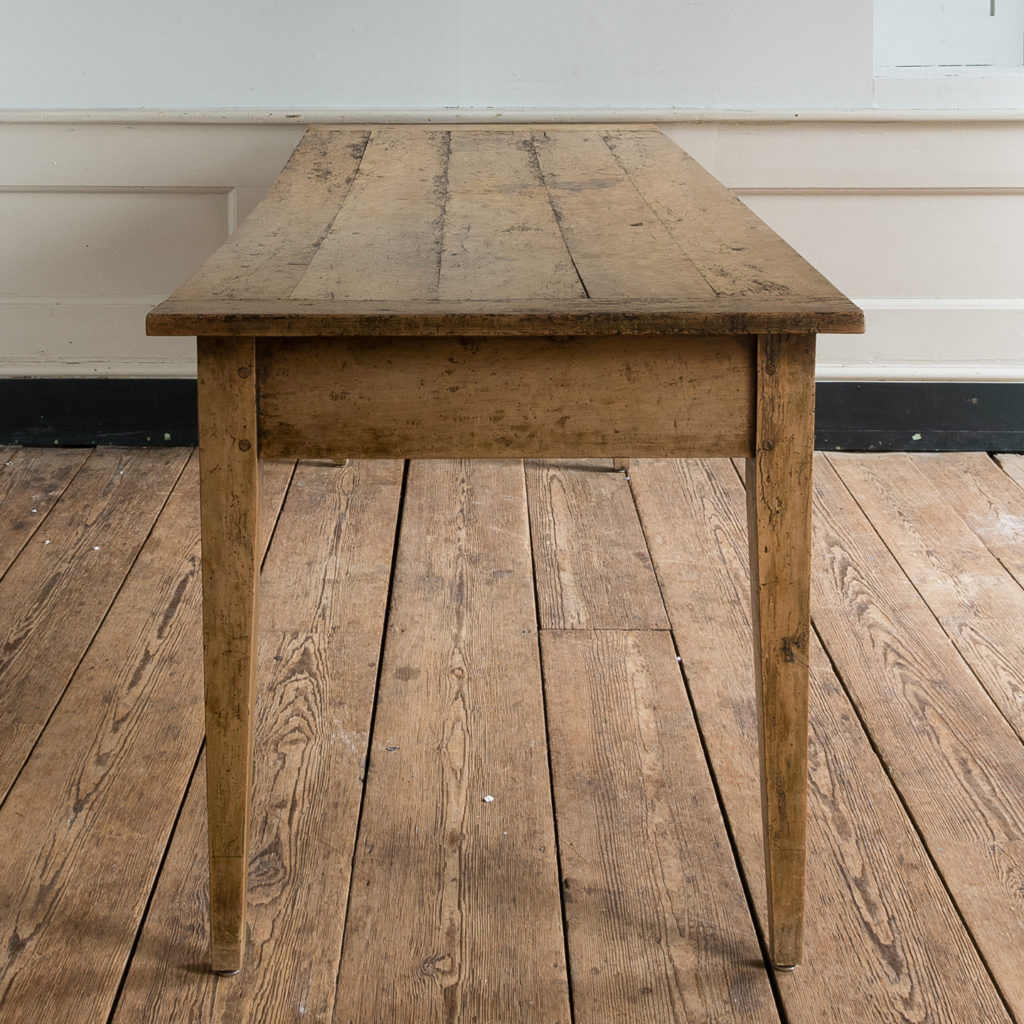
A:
[875,0,1024,68]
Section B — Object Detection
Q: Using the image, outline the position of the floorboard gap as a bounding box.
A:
[257,459,298,573]
[527,464,579,1024]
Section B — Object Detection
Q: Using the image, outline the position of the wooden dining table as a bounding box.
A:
[147,122,864,975]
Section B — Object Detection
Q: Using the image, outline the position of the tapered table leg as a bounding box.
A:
[196,336,261,974]
[746,333,815,970]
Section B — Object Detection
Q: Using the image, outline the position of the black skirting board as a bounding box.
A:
[0,379,1022,452]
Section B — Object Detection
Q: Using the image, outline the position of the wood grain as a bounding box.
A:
[811,453,1024,1019]
[172,128,371,301]
[438,129,585,300]
[256,334,756,461]
[0,455,206,1022]
[4,450,1024,1021]
[113,459,402,1023]
[333,459,570,1024]
[0,446,190,801]
[135,119,868,1005]
[629,456,1013,1024]
[526,458,668,629]
[196,335,261,972]
[0,446,88,579]
[0,454,292,1023]
[599,128,844,301]
[542,628,780,1024]
[746,334,815,967]
[291,127,449,301]
[995,452,1024,490]
[531,128,716,299]
[829,452,1024,741]
[308,123,657,135]
[147,124,864,338]
[907,451,1024,588]
[149,294,864,339]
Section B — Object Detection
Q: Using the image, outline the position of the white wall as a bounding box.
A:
[2,0,1023,381]
[1,0,873,110]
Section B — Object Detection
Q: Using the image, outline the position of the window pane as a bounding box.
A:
[876,0,1024,66]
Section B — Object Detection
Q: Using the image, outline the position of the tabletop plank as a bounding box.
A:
[150,295,862,337]
[172,128,371,302]
[291,128,448,301]
[438,129,585,300]
[148,124,864,338]
[600,128,842,301]
[531,128,716,299]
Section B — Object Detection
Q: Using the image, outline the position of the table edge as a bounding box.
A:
[146,299,866,338]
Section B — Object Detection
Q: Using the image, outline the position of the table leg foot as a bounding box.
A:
[209,854,248,974]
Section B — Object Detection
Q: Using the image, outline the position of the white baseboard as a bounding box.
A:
[817,300,1024,381]
[0,298,195,376]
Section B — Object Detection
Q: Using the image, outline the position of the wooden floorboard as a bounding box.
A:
[811,454,1024,1020]
[828,452,1024,744]
[0,455,294,1023]
[335,459,570,1024]
[0,449,1021,1023]
[995,452,1024,491]
[113,459,401,1023]
[525,458,668,630]
[630,458,1011,1024]
[0,446,89,579]
[542,629,779,1023]
[0,447,191,802]
[907,453,1024,589]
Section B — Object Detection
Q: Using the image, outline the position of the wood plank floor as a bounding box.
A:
[1,448,1022,1024]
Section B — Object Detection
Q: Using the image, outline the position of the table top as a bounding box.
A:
[147,124,864,339]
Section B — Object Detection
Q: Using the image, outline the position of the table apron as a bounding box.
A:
[249,333,757,461]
